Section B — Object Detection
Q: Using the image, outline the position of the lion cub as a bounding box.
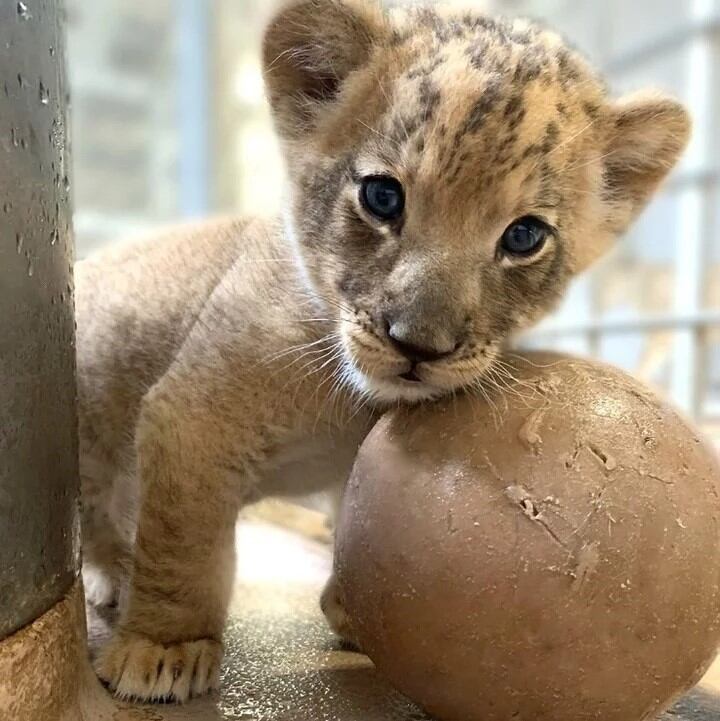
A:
[77,0,690,702]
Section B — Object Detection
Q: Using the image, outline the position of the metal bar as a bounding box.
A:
[666,167,720,192]
[604,15,720,74]
[668,0,715,415]
[178,0,211,216]
[529,310,720,339]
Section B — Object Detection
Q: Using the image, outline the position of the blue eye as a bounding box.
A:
[361,176,405,221]
[501,216,549,256]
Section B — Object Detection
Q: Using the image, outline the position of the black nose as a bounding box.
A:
[386,321,456,363]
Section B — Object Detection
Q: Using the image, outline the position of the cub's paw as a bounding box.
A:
[82,564,120,609]
[94,631,223,703]
[320,577,359,650]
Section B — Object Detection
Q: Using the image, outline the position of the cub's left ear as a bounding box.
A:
[263,0,388,141]
[604,93,691,229]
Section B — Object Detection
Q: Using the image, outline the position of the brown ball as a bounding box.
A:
[334,352,720,721]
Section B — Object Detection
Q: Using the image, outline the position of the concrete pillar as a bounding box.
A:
[0,3,98,720]
[0,0,79,641]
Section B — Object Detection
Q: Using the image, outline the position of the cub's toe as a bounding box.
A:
[94,632,222,703]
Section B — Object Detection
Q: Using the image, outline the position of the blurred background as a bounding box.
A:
[65,0,720,441]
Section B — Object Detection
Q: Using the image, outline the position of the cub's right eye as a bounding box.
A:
[360,176,405,221]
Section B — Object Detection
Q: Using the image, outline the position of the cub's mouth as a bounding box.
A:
[340,326,498,405]
[398,368,422,383]
[346,363,448,404]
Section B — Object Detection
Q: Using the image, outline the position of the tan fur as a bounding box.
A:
[79,0,690,703]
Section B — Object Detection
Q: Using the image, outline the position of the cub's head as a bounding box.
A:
[263,0,690,403]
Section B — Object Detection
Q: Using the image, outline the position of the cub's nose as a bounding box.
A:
[385,318,457,363]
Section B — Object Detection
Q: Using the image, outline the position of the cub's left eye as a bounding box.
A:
[500,216,550,257]
[360,176,405,221]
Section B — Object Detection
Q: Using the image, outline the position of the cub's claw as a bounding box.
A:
[94,631,222,703]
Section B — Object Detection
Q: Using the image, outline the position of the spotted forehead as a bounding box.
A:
[371,10,604,198]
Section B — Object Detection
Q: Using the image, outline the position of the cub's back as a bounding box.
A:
[75,217,252,457]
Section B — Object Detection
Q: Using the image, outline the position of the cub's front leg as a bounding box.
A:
[94,378,258,703]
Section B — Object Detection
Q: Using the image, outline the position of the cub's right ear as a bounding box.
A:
[263,0,387,140]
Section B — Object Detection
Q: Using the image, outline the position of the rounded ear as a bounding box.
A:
[603,92,691,231]
[263,0,387,140]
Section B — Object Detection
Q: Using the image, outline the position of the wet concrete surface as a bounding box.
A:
[79,520,720,721]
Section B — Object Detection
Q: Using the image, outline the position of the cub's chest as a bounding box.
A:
[261,425,372,497]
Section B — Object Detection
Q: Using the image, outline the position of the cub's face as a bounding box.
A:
[264,1,690,403]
